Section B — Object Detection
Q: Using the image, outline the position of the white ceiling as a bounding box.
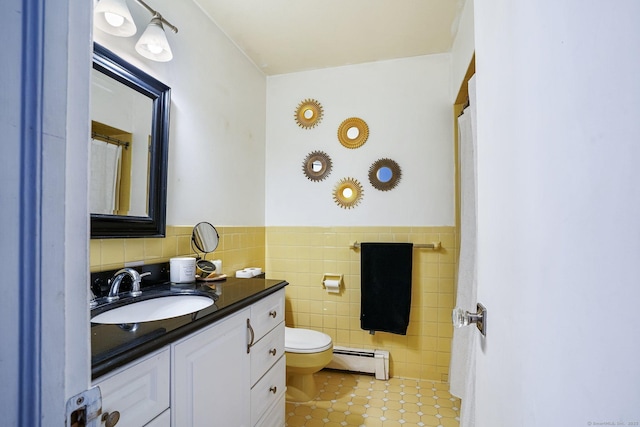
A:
[193,0,466,75]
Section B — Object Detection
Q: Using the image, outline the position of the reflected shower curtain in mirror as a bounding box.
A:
[90,138,122,214]
[449,75,477,427]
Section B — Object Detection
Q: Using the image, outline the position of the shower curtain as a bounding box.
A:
[449,75,477,427]
[90,138,122,215]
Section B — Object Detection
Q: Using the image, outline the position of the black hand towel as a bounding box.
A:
[360,242,413,335]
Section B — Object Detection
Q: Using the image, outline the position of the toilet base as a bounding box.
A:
[285,346,333,402]
[286,373,318,402]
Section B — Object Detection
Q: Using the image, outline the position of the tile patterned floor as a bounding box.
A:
[285,370,461,427]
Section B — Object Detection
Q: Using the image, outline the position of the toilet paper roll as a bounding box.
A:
[323,279,340,293]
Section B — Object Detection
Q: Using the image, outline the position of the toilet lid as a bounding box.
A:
[285,327,333,353]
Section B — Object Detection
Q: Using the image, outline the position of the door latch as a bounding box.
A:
[65,387,102,427]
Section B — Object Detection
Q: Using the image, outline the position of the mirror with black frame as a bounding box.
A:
[90,43,171,238]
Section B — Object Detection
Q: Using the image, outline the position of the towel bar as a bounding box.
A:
[350,241,441,250]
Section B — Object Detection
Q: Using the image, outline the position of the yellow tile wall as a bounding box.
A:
[90,225,457,383]
[265,226,457,383]
[90,225,266,274]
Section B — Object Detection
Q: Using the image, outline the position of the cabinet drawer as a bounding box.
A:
[254,394,285,427]
[93,348,170,427]
[250,356,286,426]
[145,409,170,427]
[250,322,284,386]
[250,289,284,340]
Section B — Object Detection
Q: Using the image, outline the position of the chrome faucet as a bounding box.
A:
[106,268,150,302]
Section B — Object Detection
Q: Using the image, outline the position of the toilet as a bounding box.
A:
[284,327,333,402]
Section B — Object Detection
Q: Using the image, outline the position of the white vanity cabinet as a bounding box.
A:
[93,287,286,427]
[92,348,170,427]
[172,307,251,427]
[248,289,286,426]
[172,288,286,427]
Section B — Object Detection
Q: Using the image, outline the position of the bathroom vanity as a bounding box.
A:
[91,271,287,427]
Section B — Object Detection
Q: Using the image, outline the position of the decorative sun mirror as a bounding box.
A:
[302,151,332,181]
[295,99,323,129]
[337,117,369,149]
[333,177,364,209]
[368,158,402,191]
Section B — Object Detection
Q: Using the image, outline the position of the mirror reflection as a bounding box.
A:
[311,160,323,172]
[192,222,220,254]
[376,166,392,183]
[346,126,360,139]
[91,68,152,216]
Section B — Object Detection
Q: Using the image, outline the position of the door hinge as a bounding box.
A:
[65,386,102,427]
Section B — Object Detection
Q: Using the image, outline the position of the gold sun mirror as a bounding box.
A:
[333,177,364,209]
[302,151,332,181]
[295,99,323,129]
[337,117,369,149]
[368,158,402,191]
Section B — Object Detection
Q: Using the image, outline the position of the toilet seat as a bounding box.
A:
[285,327,332,353]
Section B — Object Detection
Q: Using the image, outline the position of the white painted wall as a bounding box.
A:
[94,0,267,226]
[450,0,474,98]
[474,1,640,425]
[265,55,454,226]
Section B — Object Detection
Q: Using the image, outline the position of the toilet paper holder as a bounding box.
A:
[322,273,343,293]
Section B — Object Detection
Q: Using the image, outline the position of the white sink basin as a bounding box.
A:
[91,295,214,324]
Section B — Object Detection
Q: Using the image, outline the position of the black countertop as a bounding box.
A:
[91,276,288,379]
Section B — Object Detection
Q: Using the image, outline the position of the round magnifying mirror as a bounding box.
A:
[192,222,219,254]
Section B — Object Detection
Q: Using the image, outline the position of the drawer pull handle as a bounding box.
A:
[102,411,120,427]
[269,348,277,356]
[269,386,277,394]
[269,310,277,318]
[247,319,255,354]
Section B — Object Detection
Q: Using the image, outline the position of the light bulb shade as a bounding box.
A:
[94,0,137,37]
[135,18,173,62]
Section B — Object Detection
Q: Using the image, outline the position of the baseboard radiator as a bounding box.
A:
[326,346,390,380]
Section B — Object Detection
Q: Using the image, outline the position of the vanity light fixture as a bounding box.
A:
[94,0,137,37]
[135,14,174,62]
[94,0,179,62]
